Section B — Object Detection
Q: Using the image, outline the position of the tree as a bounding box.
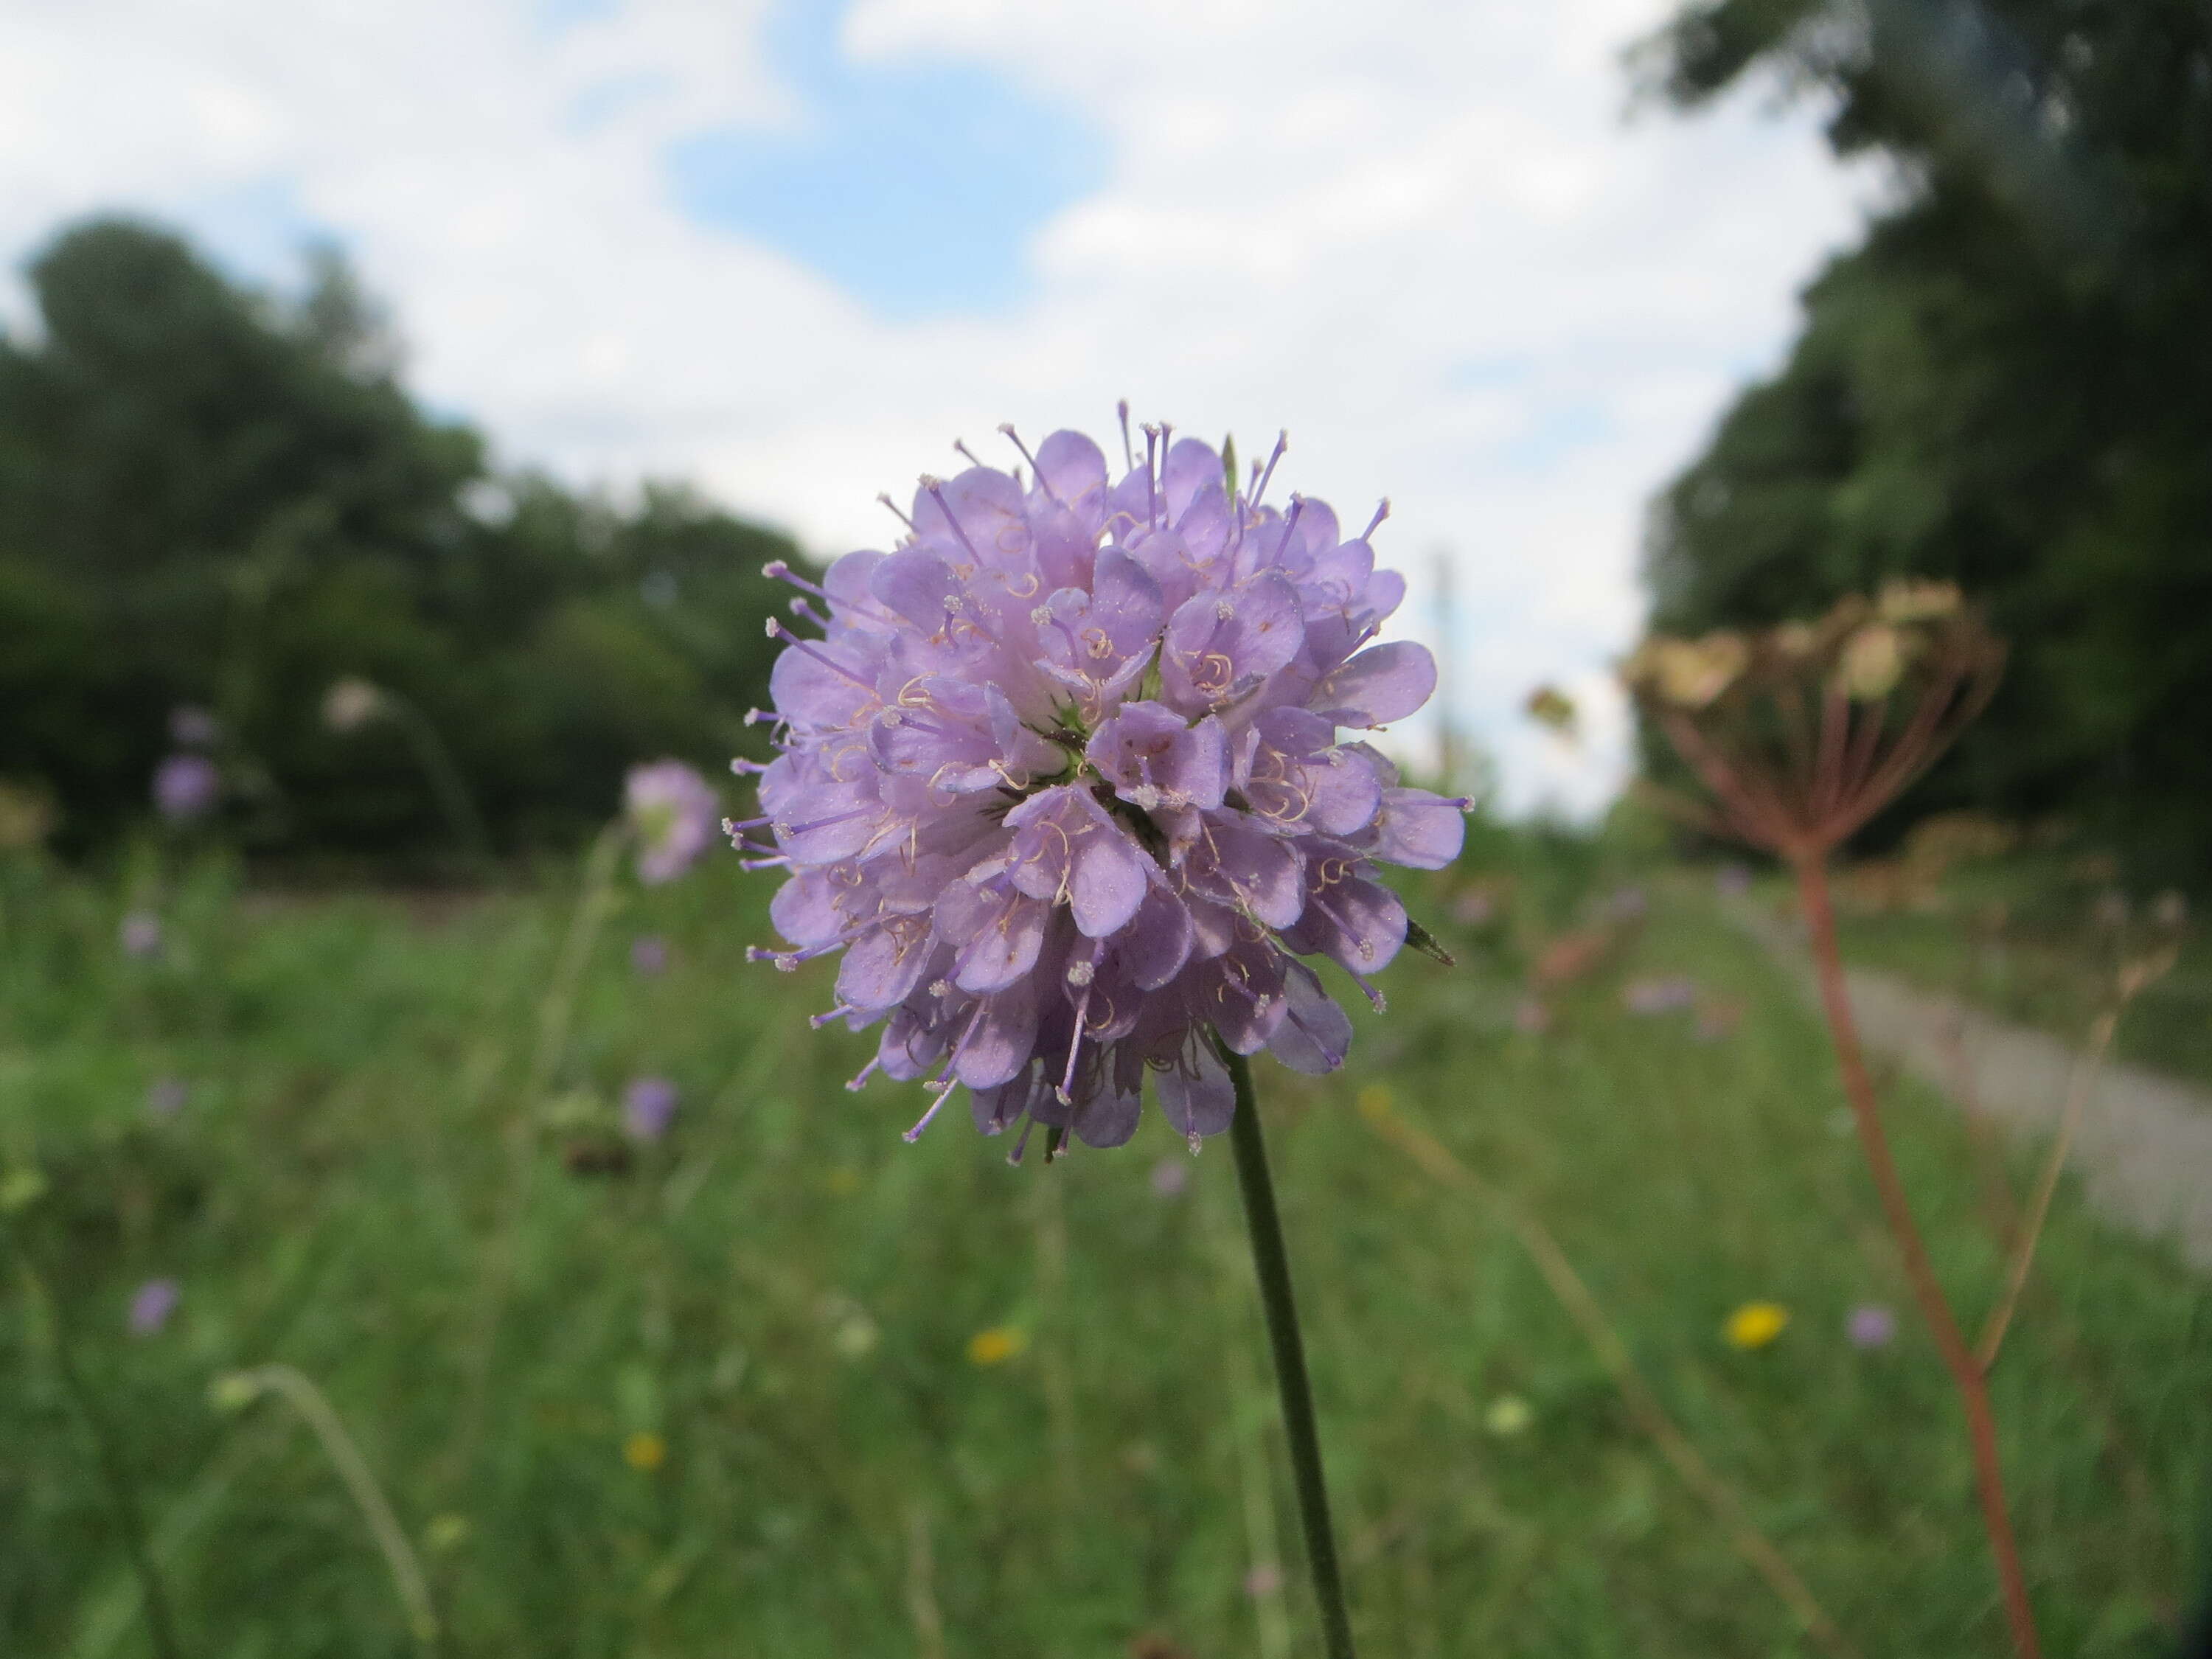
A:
[1640,0,2212,880]
[0,218,793,866]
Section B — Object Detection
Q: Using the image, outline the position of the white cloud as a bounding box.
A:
[0,0,1874,814]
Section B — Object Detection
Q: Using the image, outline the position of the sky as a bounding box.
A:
[0,0,1875,814]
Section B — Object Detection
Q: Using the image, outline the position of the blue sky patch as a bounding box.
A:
[665,1,1107,318]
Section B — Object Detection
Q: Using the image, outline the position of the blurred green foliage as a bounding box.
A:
[1640,0,2212,883]
[0,219,794,869]
[1,848,2205,1654]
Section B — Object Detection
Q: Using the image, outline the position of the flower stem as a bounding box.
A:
[1792,853,2042,1659]
[1222,1047,1357,1659]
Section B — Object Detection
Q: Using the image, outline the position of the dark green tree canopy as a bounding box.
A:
[1641,0,2212,880]
[0,218,794,868]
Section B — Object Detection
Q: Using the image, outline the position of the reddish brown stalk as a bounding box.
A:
[1794,854,2044,1659]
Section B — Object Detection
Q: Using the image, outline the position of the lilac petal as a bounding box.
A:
[1117,884,1193,990]
[1194,818,1305,929]
[1070,811,1151,936]
[1156,1040,1237,1140]
[1367,788,1466,869]
[947,891,1048,992]
[1284,872,1407,976]
[1204,948,1290,1054]
[770,869,848,946]
[838,918,935,1010]
[1071,1078,1143,1148]
[956,984,1039,1088]
[1161,574,1305,710]
[1304,749,1387,837]
[1161,437,1223,521]
[1308,641,1436,728]
[869,547,965,631]
[1034,429,1110,518]
[769,644,877,731]
[1265,960,1353,1076]
[1087,703,1228,812]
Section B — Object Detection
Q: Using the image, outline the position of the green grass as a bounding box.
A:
[1,844,2208,1657]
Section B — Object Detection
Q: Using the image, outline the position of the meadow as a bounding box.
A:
[2,835,2207,1658]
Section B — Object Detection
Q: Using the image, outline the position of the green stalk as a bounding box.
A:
[12,1253,184,1659]
[1221,1046,1357,1659]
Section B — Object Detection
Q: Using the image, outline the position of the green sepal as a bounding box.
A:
[1404,916,1458,967]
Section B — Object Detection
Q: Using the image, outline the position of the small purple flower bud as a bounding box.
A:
[1847,1304,1896,1349]
[169,706,220,747]
[128,1278,179,1336]
[622,1076,680,1141]
[630,934,670,976]
[145,1077,189,1119]
[625,762,720,885]
[119,911,163,959]
[153,754,220,821]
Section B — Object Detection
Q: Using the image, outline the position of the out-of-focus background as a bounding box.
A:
[2,1,2208,1655]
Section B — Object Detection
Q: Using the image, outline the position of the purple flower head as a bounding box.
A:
[1715,862,1752,898]
[145,1076,189,1119]
[128,1278,180,1336]
[630,933,670,976]
[622,1075,680,1141]
[153,754,220,821]
[1607,885,1648,921]
[625,761,720,884]
[1847,1303,1896,1349]
[1622,975,1695,1015]
[119,911,163,959]
[1513,997,1551,1036]
[739,417,1466,1155]
[170,706,220,747]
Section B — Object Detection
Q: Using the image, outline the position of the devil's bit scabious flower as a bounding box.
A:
[129,1277,180,1336]
[737,416,1467,1155]
[622,1074,680,1141]
[625,760,719,885]
[153,754,220,821]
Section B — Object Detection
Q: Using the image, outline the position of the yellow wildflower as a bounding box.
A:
[1724,1301,1790,1350]
[967,1326,1026,1367]
[623,1431,667,1472]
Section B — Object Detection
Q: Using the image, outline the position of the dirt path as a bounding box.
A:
[1733,907,2212,1272]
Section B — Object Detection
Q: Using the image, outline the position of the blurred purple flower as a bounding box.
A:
[741,418,1465,1154]
[1716,863,1752,898]
[119,911,163,959]
[1622,976,1696,1015]
[169,706,220,747]
[1847,1304,1896,1349]
[128,1279,179,1336]
[1607,885,1648,921]
[1243,1562,1283,1599]
[145,1077,189,1119]
[1149,1157,1190,1197]
[1513,997,1550,1036]
[630,934,670,976]
[622,1076,680,1141]
[1451,888,1495,926]
[625,761,720,884]
[153,754,220,821]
